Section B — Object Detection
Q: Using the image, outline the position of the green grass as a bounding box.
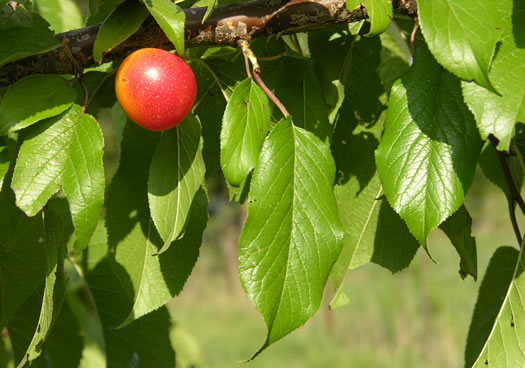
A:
[169,171,520,368]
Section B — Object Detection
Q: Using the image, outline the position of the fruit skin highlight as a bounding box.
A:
[115,48,197,131]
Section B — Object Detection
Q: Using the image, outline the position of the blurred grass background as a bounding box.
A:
[167,169,520,368]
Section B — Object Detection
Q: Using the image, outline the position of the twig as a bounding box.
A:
[62,39,83,74]
[258,51,288,61]
[508,200,522,245]
[489,135,525,215]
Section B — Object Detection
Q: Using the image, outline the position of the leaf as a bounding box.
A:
[81,223,177,368]
[308,25,352,124]
[33,0,84,33]
[439,205,477,280]
[375,45,482,249]
[263,56,333,142]
[0,178,46,327]
[0,75,76,135]
[0,26,61,67]
[418,0,502,91]
[42,299,84,368]
[220,78,271,187]
[62,111,105,252]
[86,0,125,25]
[465,246,525,367]
[0,4,51,30]
[202,0,216,23]
[105,123,207,327]
[93,0,149,63]
[378,30,411,89]
[148,115,205,253]
[461,0,525,150]
[144,0,185,56]
[13,201,65,368]
[78,70,117,116]
[0,145,8,188]
[239,118,344,358]
[12,105,105,249]
[329,97,418,309]
[194,84,225,177]
[346,0,392,36]
[11,106,76,216]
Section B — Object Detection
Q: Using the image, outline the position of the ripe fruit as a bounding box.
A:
[115,48,197,131]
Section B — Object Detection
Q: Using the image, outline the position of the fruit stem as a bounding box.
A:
[253,71,290,118]
[238,39,290,118]
[78,76,89,113]
[243,52,252,79]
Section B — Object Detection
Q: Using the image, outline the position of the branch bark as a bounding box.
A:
[0,0,416,86]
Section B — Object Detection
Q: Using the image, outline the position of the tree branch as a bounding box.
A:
[0,0,416,86]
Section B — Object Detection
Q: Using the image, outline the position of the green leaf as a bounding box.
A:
[465,246,525,367]
[81,223,177,368]
[0,4,51,30]
[439,205,477,280]
[62,112,105,253]
[0,75,76,135]
[106,123,207,327]
[77,70,117,116]
[329,98,418,309]
[0,179,45,327]
[263,56,333,142]
[144,0,185,56]
[378,29,411,89]
[11,106,75,216]
[239,118,344,358]
[148,115,205,253]
[12,105,105,249]
[0,145,8,188]
[0,26,61,67]
[42,299,84,368]
[202,0,216,23]
[308,25,352,124]
[346,0,392,36]
[93,0,149,63]
[86,0,124,25]
[33,0,83,33]
[375,45,482,249]
[418,0,502,91]
[220,78,271,187]
[194,84,225,177]
[461,0,525,150]
[14,202,65,368]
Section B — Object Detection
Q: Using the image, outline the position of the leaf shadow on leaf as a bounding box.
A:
[403,45,482,194]
[512,0,525,48]
[331,102,379,193]
[147,120,201,198]
[105,123,206,325]
[82,249,177,367]
[157,187,208,295]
